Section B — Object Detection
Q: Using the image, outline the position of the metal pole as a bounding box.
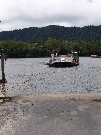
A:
[1,49,5,83]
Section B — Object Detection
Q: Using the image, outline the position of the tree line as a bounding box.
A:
[0,38,101,58]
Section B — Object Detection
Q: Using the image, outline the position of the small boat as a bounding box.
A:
[91,55,101,58]
[47,52,79,67]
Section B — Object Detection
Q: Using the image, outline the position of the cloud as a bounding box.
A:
[0,0,101,31]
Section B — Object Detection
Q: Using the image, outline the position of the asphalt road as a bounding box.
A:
[0,94,101,135]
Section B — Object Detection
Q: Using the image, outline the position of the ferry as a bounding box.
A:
[47,52,79,67]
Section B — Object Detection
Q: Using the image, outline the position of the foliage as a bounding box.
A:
[0,38,101,58]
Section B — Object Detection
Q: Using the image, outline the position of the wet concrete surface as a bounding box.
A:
[0,94,101,135]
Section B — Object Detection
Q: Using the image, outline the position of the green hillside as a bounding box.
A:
[0,25,101,42]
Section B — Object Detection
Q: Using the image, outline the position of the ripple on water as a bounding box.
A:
[4,57,101,96]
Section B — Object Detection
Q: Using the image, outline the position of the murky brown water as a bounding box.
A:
[3,57,101,96]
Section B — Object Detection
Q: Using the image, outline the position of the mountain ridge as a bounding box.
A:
[0,25,101,42]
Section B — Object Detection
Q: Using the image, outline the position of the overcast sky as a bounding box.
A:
[0,0,101,31]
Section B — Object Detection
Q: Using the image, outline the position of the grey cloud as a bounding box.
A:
[0,0,101,31]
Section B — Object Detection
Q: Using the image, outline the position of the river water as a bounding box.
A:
[3,57,101,96]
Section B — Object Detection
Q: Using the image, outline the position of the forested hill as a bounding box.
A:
[0,25,101,42]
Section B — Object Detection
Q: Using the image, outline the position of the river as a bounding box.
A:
[3,57,101,96]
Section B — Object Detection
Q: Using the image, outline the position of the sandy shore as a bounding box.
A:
[13,93,101,101]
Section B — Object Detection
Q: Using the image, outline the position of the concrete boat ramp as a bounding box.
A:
[0,93,101,135]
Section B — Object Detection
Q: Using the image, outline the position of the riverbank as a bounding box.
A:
[14,93,101,101]
[0,93,101,135]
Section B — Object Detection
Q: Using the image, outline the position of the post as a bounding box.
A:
[1,49,5,83]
